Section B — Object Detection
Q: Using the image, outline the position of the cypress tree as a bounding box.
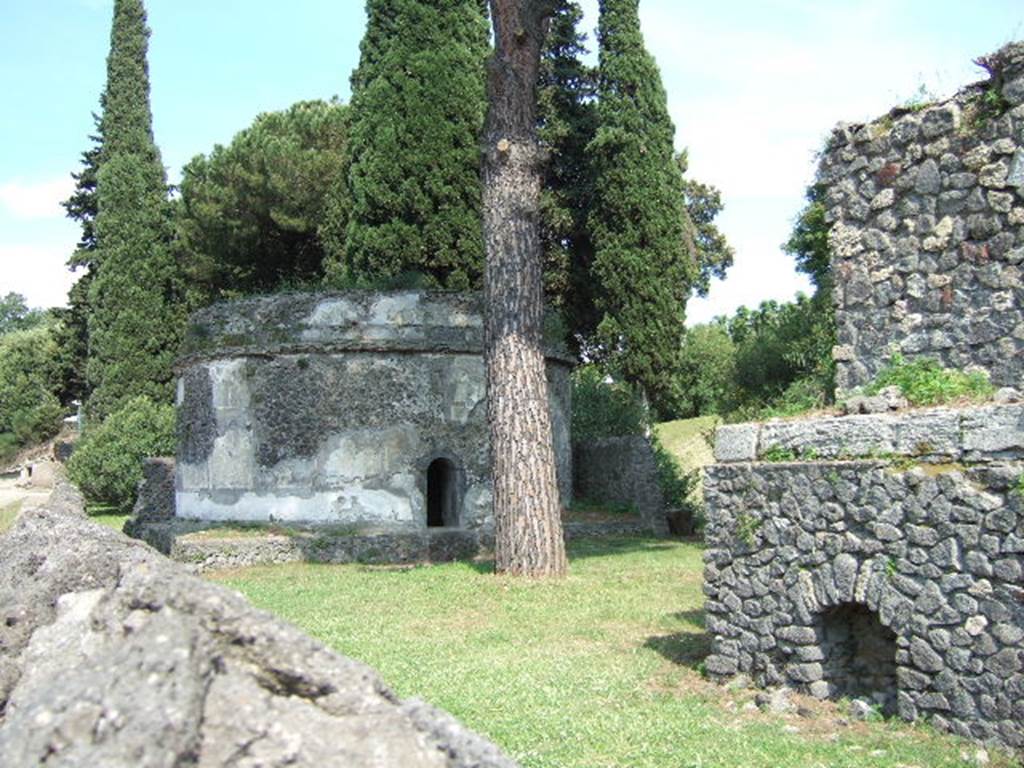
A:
[86,0,182,421]
[537,0,599,345]
[330,0,490,290]
[587,0,697,410]
[57,114,102,407]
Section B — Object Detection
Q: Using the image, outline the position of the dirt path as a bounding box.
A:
[0,476,51,510]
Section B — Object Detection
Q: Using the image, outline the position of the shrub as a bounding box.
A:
[865,354,994,406]
[0,432,18,466]
[68,396,176,511]
[652,437,702,535]
[571,365,648,441]
[11,393,64,445]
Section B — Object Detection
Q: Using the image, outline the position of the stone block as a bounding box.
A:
[714,423,759,462]
[962,404,1024,456]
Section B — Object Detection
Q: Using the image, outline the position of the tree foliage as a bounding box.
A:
[0,293,45,338]
[586,0,697,412]
[537,1,599,343]
[86,0,183,421]
[0,324,65,445]
[67,395,175,510]
[329,0,490,290]
[678,150,733,297]
[784,184,831,293]
[178,100,349,301]
[672,321,736,418]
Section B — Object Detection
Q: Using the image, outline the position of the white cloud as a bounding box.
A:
[0,243,77,310]
[0,177,75,220]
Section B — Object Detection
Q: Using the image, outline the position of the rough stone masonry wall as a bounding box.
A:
[573,436,670,536]
[0,482,518,767]
[821,43,1024,394]
[703,404,1024,748]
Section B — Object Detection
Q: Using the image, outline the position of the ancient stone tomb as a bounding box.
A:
[174,290,573,531]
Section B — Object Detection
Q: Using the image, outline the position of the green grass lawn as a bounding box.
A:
[655,416,719,475]
[0,501,20,534]
[212,538,1006,768]
[86,503,131,532]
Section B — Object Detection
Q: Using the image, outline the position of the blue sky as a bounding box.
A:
[1,1,1022,321]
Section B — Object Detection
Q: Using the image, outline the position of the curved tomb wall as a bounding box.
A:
[175,291,573,528]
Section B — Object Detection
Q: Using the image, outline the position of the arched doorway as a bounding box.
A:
[426,457,458,528]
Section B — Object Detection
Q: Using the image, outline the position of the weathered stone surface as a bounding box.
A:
[714,424,759,462]
[823,44,1024,395]
[702,455,1024,750]
[573,436,672,536]
[0,485,518,767]
[712,404,1024,465]
[173,291,573,530]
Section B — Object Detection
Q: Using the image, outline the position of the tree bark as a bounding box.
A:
[483,0,567,577]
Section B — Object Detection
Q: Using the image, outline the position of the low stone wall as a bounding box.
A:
[0,483,518,766]
[704,404,1024,748]
[574,436,670,536]
[136,522,484,573]
[131,518,655,573]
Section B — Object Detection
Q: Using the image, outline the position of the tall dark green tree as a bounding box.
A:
[536,1,598,342]
[85,0,183,421]
[178,100,349,302]
[586,0,697,412]
[57,114,102,407]
[327,0,490,290]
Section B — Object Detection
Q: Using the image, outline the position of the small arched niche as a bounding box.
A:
[426,457,459,528]
[818,603,898,715]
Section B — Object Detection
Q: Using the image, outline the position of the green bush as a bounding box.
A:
[652,436,702,535]
[571,365,648,441]
[68,396,176,511]
[0,432,18,465]
[865,354,994,406]
[11,393,64,445]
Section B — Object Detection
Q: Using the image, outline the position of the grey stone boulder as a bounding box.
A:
[842,386,909,415]
[0,484,518,768]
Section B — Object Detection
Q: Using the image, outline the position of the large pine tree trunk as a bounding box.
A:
[483,0,567,577]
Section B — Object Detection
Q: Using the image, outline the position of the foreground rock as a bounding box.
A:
[0,484,518,767]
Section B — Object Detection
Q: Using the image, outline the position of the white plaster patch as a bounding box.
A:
[178,491,342,523]
[332,486,415,524]
[208,430,256,490]
[319,426,420,484]
[263,457,317,489]
[444,357,486,424]
[177,461,210,492]
[209,359,251,411]
[369,292,423,326]
[305,298,361,328]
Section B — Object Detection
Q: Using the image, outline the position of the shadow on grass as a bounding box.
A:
[566,536,688,561]
[644,630,711,669]
[644,608,710,669]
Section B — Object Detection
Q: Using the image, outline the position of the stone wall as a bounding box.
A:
[573,436,669,536]
[0,483,518,766]
[820,43,1024,394]
[704,404,1024,748]
[176,291,572,529]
